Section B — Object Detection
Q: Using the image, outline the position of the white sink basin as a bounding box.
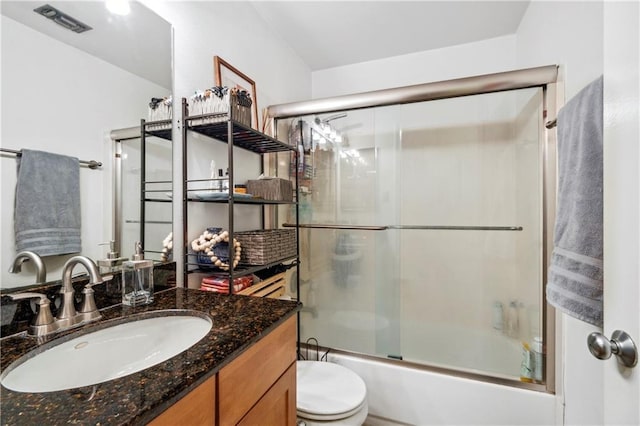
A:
[1,311,212,393]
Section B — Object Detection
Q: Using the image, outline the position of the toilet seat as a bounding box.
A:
[297,361,367,421]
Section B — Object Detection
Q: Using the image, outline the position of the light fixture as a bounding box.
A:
[105,0,130,16]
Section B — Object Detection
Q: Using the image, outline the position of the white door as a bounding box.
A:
[603,1,639,424]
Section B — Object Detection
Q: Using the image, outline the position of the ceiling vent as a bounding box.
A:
[33,4,92,34]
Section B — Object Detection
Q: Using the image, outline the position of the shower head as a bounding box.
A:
[315,113,347,124]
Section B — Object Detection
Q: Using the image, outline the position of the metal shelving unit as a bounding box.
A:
[140,119,173,257]
[181,98,299,293]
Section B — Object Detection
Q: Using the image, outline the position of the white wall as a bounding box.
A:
[0,16,167,288]
[144,1,312,286]
[312,34,516,98]
[2,2,311,290]
[144,1,310,112]
[516,1,605,425]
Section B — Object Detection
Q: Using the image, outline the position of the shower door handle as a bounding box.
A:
[587,330,638,368]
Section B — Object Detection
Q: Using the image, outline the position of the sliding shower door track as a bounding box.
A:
[298,343,548,393]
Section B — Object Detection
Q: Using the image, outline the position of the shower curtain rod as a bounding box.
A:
[267,65,558,119]
[0,147,102,169]
[283,223,523,231]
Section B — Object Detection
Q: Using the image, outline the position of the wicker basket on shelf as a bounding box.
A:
[246,178,293,201]
[235,229,296,265]
[188,88,252,128]
[229,89,252,128]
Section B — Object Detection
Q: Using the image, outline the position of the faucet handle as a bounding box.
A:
[78,287,101,322]
[78,275,111,322]
[8,292,59,336]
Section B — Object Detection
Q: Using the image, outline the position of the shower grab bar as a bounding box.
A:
[0,147,102,169]
[283,223,523,231]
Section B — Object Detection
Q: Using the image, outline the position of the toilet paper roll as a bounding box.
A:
[284,267,297,298]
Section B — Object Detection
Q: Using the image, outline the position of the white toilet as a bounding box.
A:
[297,360,368,426]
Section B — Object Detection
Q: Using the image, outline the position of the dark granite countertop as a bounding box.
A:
[0,288,301,425]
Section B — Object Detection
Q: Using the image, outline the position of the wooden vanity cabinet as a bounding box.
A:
[237,362,296,426]
[149,375,216,426]
[150,315,297,426]
[218,315,297,425]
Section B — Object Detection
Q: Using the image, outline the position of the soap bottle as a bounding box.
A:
[531,336,544,382]
[222,168,230,192]
[519,341,533,382]
[122,242,154,306]
[217,168,224,192]
[97,240,127,273]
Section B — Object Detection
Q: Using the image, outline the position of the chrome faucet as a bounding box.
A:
[8,251,47,284]
[57,256,109,328]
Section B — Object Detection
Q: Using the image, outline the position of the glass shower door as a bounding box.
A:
[289,107,401,359]
[396,87,544,379]
[291,86,545,382]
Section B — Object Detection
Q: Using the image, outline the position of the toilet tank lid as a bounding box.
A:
[297,360,367,416]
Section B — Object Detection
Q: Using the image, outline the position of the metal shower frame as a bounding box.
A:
[266,64,561,393]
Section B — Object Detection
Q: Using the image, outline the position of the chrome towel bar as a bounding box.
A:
[0,147,102,169]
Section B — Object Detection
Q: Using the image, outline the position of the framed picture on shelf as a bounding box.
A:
[214,56,259,130]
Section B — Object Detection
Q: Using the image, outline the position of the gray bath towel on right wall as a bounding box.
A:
[546,76,603,327]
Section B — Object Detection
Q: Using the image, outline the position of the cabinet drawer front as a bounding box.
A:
[237,362,296,426]
[218,316,296,426]
[150,375,216,426]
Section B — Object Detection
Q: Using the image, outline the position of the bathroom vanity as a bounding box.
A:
[151,312,297,426]
[0,288,300,425]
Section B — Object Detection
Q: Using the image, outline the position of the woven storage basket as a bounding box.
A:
[235,229,296,265]
[246,178,293,201]
[189,90,251,128]
[229,90,252,128]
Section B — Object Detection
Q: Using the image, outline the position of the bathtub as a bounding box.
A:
[303,320,556,425]
[325,351,557,426]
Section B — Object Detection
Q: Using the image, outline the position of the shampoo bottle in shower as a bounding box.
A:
[520,341,533,382]
[122,242,154,306]
[531,336,544,382]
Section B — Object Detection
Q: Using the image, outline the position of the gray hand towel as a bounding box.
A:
[14,149,82,256]
[546,76,603,327]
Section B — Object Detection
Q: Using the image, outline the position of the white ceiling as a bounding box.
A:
[1,1,531,86]
[1,1,171,88]
[250,1,531,71]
